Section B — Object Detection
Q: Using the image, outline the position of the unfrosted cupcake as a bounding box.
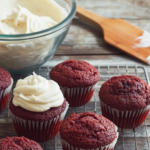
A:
[9,72,69,142]
[50,60,100,107]
[0,136,43,150]
[99,75,150,129]
[60,112,118,150]
[0,67,13,111]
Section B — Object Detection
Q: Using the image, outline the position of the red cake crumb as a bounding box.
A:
[99,75,150,111]
[0,136,43,150]
[0,67,11,90]
[50,60,100,87]
[9,99,66,121]
[60,112,117,149]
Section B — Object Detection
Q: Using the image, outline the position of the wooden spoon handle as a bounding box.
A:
[76,6,105,29]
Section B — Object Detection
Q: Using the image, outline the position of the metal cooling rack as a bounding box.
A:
[0,65,150,150]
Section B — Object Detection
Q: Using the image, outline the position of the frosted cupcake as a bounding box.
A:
[9,72,69,142]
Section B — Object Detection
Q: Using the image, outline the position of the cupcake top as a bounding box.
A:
[13,72,64,112]
[0,67,11,90]
[99,75,150,111]
[0,136,43,150]
[60,112,118,149]
[50,60,100,87]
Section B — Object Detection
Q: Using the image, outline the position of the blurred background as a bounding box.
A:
[52,0,150,66]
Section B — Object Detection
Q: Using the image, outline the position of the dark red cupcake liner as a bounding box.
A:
[101,101,150,129]
[61,131,118,150]
[0,78,13,111]
[61,85,96,107]
[10,102,69,143]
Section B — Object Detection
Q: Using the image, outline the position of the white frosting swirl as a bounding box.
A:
[13,72,64,112]
[0,5,58,34]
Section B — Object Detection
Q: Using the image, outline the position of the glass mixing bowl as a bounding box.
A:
[0,0,76,74]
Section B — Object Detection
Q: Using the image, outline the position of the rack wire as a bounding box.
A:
[0,65,150,150]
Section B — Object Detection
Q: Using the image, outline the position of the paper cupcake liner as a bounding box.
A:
[61,126,118,150]
[61,84,96,107]
[101,101,150,129]
[0,78,13,111]
[10,102,69,142]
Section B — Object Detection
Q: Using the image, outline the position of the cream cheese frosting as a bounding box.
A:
[0,0,69,69]
[0,5,58,34]
[13,72,64,112]
[0,0,68,34]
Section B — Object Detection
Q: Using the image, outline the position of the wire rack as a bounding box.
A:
[0,65,150,150]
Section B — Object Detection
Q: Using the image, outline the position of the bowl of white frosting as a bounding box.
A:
[0,0,76,73]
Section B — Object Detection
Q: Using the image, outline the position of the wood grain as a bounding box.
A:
[66,6,150,64]
[56,0,150,57]
[56,19,150,55]
[76,0,150,19]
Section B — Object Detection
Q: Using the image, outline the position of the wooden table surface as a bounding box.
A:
[2,1,149,149]
[44,0,150,70]
[0,1,150,150]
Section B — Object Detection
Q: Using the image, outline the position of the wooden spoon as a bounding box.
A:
[76,6,150,65]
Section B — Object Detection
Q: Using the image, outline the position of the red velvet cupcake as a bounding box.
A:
[0,136,43,150]
[50,60,100,107]
[0,67,13,111]
[99,75,150,129]
[9,73,69,142]
[60,112,118,150]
